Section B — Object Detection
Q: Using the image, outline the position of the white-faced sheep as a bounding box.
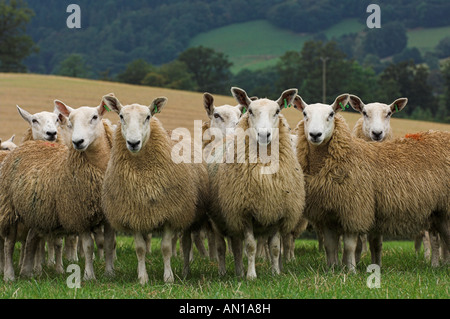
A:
[0,97,116,282]
[101,95,208,284]
[0,135,17,151]
[293,94,450,271]
[202,92,245,270]
[208,87,305,280]
[349,95,444,266]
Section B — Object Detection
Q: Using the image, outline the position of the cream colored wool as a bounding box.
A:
[209,113,305,237]
[102,117,207,234]
[0,120,113,236]
[296,114,450,237]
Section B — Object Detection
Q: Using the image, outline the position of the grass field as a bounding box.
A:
[0,237,448,299]
[189,19,450,73]
[1,73,449,143]
[0,73,448,300]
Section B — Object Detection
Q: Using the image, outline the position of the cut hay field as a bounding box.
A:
[1,73,449,143]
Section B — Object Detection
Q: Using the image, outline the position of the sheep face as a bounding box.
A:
[293,94,349,146]
[203,93,243,135]
[348,95,408,142]
[231,87,297,146]
[54,100,108,152]
[0,135,17,151]
[17,106,60,142]
[101,95,168,154]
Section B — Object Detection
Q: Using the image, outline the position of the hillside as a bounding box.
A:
[1,74,449,142]
[190,19,450,73]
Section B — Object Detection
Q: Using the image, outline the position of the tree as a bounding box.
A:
[117,59,153,85]
[0,0,37,72]
[378,61,437,117]
[178,46,233,94]
[435,36,450,58]
[142,60,198,91]
[362,22,407,58]
[54,54,90,78]
[441,61,450,122]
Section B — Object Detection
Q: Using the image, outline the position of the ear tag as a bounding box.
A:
[103,104,111,112]
[395,104,399,112]
[154,105,158,114]
[243,107,247,114]
[339,102,349,111]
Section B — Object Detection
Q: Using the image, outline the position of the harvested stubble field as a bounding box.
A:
[0,73,448,300]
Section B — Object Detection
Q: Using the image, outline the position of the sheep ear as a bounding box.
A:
[57,112,68,126]
[332,94,350,113]
[150,97,168,116]
[231,87,252,108]
[390,98,408,114]
[203,93,215,118]
[250,96,259,101]
[102,94,122,115]
[292,95,307,112]
[54,100,73,117]
[276,88,298,110]
[348,95,365,113]
[6,134,15,143]
[17,105,33,124]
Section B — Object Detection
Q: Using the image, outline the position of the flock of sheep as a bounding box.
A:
[0,87,448,285]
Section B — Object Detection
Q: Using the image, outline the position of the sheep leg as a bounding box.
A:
[342,233,358,273]
[368,233,383,266]
[244,227,257,280]
[80,231,96,281]
[414,232,423,256]
[230,236,244,277]
[215,232,227,276]
[145,233,152,254]
[53,237,64,274]
[323,226,339,269]
[422,231,431,260]
[46,237,55,266]
[193,230,208,257]
[19,228,40,278]
[64,235,78,262]
[429,231,440,267]
[134,232,148,285]
[268,231,281,275]
[181,231,192,279]
[3,224,17,281]
[171,233,178,257]
[103,222,115,277]
[161,227,174,283]
[432,215,450,264]
[282,233,293,262]
[207,227,217,261]
[93,226,104,260]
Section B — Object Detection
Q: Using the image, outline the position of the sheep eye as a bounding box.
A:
[387,112,392,118]
[32,119,38,124]
[248,109,253,116]
[363,111,368,117]
[213,113,220,119]
[329,112,334,118]
[302,111,307,117]
[119,114,124,120]
[145,115,151,122]
[92,115,98,121]
[275,109,280,116]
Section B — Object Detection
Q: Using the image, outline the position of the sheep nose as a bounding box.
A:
[73,139,85,148]
[372,131,382,139]
[309,132,322,139]
[127,140,141,149]
[47,131,57,140]
[258,131,271,139]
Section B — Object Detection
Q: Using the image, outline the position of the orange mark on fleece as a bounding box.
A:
[43,142,57,147]
[405,133,423,141]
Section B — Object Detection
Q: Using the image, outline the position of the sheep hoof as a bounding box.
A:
[83,273,96,281]
[104,269,115,278]
[246,272,257,280]
[164,271,174,284]
[138,274,149,286]
[3,273,15,282]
